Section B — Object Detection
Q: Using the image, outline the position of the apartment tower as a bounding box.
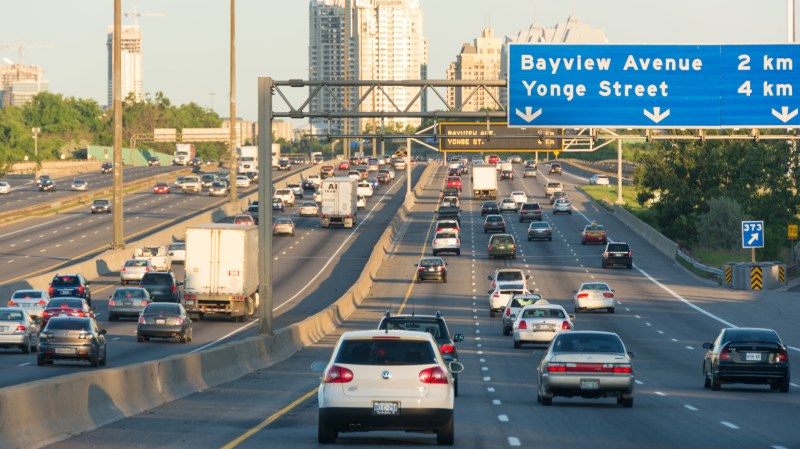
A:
[106,25,143,105]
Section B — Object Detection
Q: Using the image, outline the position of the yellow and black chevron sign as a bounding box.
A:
[750,267,763,290]
[779,266,785,283]
[725,265,732,285]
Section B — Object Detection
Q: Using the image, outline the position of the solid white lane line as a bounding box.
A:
[720,421,739,430]
[654,391,667,396]
[684,405,698,411]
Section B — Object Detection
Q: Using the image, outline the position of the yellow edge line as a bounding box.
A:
[221,165,445,447]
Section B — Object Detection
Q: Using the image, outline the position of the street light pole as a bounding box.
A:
[228,0,238,202]
[31,127,40,157]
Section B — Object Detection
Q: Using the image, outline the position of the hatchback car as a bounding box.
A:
[581,222,608,245]
[139,271,182,303]
[481,201,500,216]
[108,287,151,321]
[483,214,506,233]
[299,201,320,217]
[488,282,531,318]
[553,198,572,214]
[316,330,462,445]
[574,282,616,313]
[137,302,192,343]
[167,242,186,264]
[432,231,460,256]
[0,307,39,353]
[377,311,465,395]
[488,233,517,259]
[415,257,448,283]
[435,219,461,236]
[602,242,633,269]
[273,217,295,236]
[274,189,295,206]
[153,182,170,194]
[527,221,553,241]
[48,274,92,306]
[7,289,51,319]
[702,327,790,392]
[537,331,635,407]
[90,199,111,214]
[589,174,610,185]
[499,198,518,213]
[548,163,563,175]
[40,297,95,329]
[501,294,543,336]
[70,179,88,191]
[120,259,153,285]
[519,202,543,222]
[37,317,107,367]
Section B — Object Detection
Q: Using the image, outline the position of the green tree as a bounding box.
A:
[696,197,745,250]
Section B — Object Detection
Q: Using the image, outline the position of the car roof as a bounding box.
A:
[339,329,436,341]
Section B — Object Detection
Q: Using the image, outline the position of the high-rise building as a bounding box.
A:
[446,28,503,112]
[309,0,427,134]
[0,64,48,107]
[107,25,143,105]
[500,16,607,104]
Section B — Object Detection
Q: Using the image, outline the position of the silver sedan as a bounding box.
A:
[272,217,295,236]
[0,307,39,353]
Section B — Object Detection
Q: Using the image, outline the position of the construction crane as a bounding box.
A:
[123,5,165,26]
[0,44,54,66]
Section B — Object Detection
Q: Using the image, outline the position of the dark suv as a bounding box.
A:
[518,202,543,222]
[549,163,562,175]
[602,242,633,269]
[100,162,113,174]
[139,271,182,303]
[49,274,92,307]
[377,311,465,395]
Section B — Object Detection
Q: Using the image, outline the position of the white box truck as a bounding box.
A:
[472,165,498,200]
[237,146,258,175]
[173,143,196,166]
[183,224,259,322]
[320,177,358,228]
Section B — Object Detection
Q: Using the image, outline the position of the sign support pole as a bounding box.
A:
[616,138,624,205]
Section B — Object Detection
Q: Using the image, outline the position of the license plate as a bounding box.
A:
[152,291,163,296]
[746,352,762,361]
[123,301,132,306]
[0,326,6,332]
[580,379,599,390]
[155,319,166,325]
[59,290,71,295]
[428,267,435,272]
[373,402,399,415]
[55,347,76,354]
[534,324,552,331]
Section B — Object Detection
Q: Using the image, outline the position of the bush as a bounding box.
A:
[696,197,744,250]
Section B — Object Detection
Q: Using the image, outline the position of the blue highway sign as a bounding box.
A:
[742,221,765,249]
[508,44,800,129]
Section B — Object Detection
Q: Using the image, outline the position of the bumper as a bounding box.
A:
[432,245,459,254]
[603,257,632,267]
[715,363,789,384]
[576,298,615,310]
[528,232,552,240]
[109,306,146,317]
[514,330,557,344]
[418,272,446,281]
[484,226,505,233]
[553,207,572,214]
[489,250,515,258]
[0,335,28,346]
[39,343,97,360]
[319,407,453,432]
[520,213,542,221]
[137,324,185,338]
[541,373,634,398]
[120,274,145,282]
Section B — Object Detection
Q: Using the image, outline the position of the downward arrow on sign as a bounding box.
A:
[515,107,542,123]
[643,107,670,124]
[771,106,798,123]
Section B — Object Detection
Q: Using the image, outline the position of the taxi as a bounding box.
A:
[581,221,608,245]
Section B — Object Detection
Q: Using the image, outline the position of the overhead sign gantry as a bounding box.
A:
[508,44,800,128]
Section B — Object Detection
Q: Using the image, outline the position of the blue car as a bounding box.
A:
[367,177,379,190]
[272,198,285,212]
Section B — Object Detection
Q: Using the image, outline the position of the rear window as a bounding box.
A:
[607,243,630,252]
[521,204,541,211]
[141,273,173,285]
[491,235,514,244]
[125,260,149,268]
[12,291,43,299]
[144,304,181,314]
[52,276,80,287]
[112,289,147,299]
[522,308,565,319]
[552,334,624,354]
[724,329,780,344]
[335,339,437,365]
[486,216,503,222]
[496,271,523,282]
[379,319,448,339]
[48,299,84,309]
[45,318,91,331]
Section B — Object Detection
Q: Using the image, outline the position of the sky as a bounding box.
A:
[2,0,798,123]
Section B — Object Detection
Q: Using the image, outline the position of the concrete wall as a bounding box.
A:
[612,204,678,259]
[0,162,438,449]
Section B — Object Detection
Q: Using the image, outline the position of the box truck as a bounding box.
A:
[173,144,196,166]
[237,146,258,175]
[320,177,358,228]
[183,224,259,322]
[472,165,498,200]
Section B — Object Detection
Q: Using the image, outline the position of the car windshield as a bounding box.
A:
[335,339,437,365]
[45,319,91,331]
[547,183,561,188]
[52,276,80,287]
[552,334,624,354]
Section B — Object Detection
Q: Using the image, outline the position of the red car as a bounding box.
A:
[41,297,94,328]
[487,154,500,164]
[153,182,170,194]
[338,161,351,171]
[581,222,608,244]
[446,176,462,191]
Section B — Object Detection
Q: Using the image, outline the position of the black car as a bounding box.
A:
[137,302,193,343]
[301,178,317,190]
[376,172,389,184]
[703,327,790,392]
[549,163,562,175]
[500,169,514,180]
[519,202,543,222]
[415,257,447,283]
[277,159,291,171]
[602,242,633,269]
[100,162,113,174]
[441,186,460,198]
[48,274,92,307]
[38,180,56,191]
[377,311,465,396]
[481,201,500,216]
[147,157,161,166]
[90,199,111,214]
[436,206,461,225]
[37,317,107,367]
[189,157,204,166]
[139,271,182,303]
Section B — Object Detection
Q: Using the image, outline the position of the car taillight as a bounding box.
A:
[78,311,86,317]
[122,267,127,272]
[138,315,146,324]
[78,286,84,294]
[42,310,51,318]
[455,239,459,244]
[175,317,183,325]
[433,239,437,245]
[603,252,609,258]
[8,300,17,307]
[627,251,633,257]
[419,366,448,384]
[172,285,177,292]
[145,267,150,272]
[15,324,26,332]
[547,362,566,372]
[776,349,789,363]
[418,267,424,272]
[613,364,633,374]
[511,245,516,250]
[37,300,47,306]
[109,299,116,306]
[561,321,572,330]
[438,266,445,271]
[519,320,528,330]
[488,245,492,251]
[505,308,511,317]
[48,286,54,295]
[324,365,354,383]
[492,293,500,298]
[577,293,589,299]
[491,281,496,289]
[720,348,732,360]
[273,224,278,228]
[440,343,455,355]
[141,300,149,307]
[603,292,614,298]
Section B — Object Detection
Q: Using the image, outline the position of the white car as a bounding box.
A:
[432,230,460,256]
[306,173,322,188]
[574,282,616,313]
[299,201,320,217]
[316,329,463,445]
[167,242,186,264]
[489,282,530,318]
[501,293,543,336]
[510,191,528,205]
[120,259,154,285]
[273,188,295,206]
[357,195,366,209]
[512,300,575,348]
[590,174,611,186]
[499,198,518,212]
[357,181,374,198]
[487,268,530,293]
[287,183,304,198]
[346,170,361,180]
[235,176,251,188]
[7,289,51,319]
[70,179,88,191]
[552,198,572,215]
[0,181,10,194]
[313,190,322,203]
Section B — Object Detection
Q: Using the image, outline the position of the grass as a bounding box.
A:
[579,184,646,213]
[689,247,753,266]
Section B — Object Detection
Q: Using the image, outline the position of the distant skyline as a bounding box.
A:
[2,0,797,122]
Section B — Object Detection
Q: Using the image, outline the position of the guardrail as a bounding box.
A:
[676,249,723,280]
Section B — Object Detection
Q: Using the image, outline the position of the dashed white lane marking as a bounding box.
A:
[635,380,644,385]
[790,382,799,387]
[492,399,501,405]
[720,421,739,430]
[498,415,509,422]
[635,315,641,319]
[483,377,491,382]
[508,437,521,447]
[645,322,652,327]
[18,362,31,367]
[684,405,698,411]
[487,387,495,392]
[772,446,789,449]
[657,330,664,334]
[685,346,694,350]
[654,391,667,396]
[671,338,678,342]
[481,367,488,371]
[479,358,485,363]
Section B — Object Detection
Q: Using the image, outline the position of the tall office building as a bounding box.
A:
[446,28,503,112]
[309,0,427,134]
[107,25,143,105]
[0,64,48,107]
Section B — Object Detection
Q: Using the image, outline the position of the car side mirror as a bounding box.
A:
[178,281,184,286]
[627,351,636,359]
[86,281,91,285]
[526,275,531,279]
[568,314,576,320]
[702,342,713,350]
[487,289,493,294]
[453,334,464,342]
[487,276,493,281]
[448,361,465,374]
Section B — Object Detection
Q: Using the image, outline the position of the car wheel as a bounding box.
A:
[188,328,193,342]
[109,314,117,322]
[436,413,455,446]
[137,335,145,343]
[574,307,581,313]
[608,307,615,314]
[21,338,31,354]
[432,250,437,256]
[541,394,553,406]
[456,250,461,256]
[602,262,607,269]
[484,229,487,234]
[513,340,521,349]
[618,395,634,408]
[318,419,338,444]
[711,373,722,391]
[453,374,459,397]
[90,350,100,368]
[627,262,633,269]
[503,326,510,336]
[548,237,552,241]
[442,276,448,283]
[180,332,188,344]
[582,240,586,245]
[512,254,517,259]
[779,380,790,393]
[100,347,107,366]
[490,309,496,318]
[37,354,45,366]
